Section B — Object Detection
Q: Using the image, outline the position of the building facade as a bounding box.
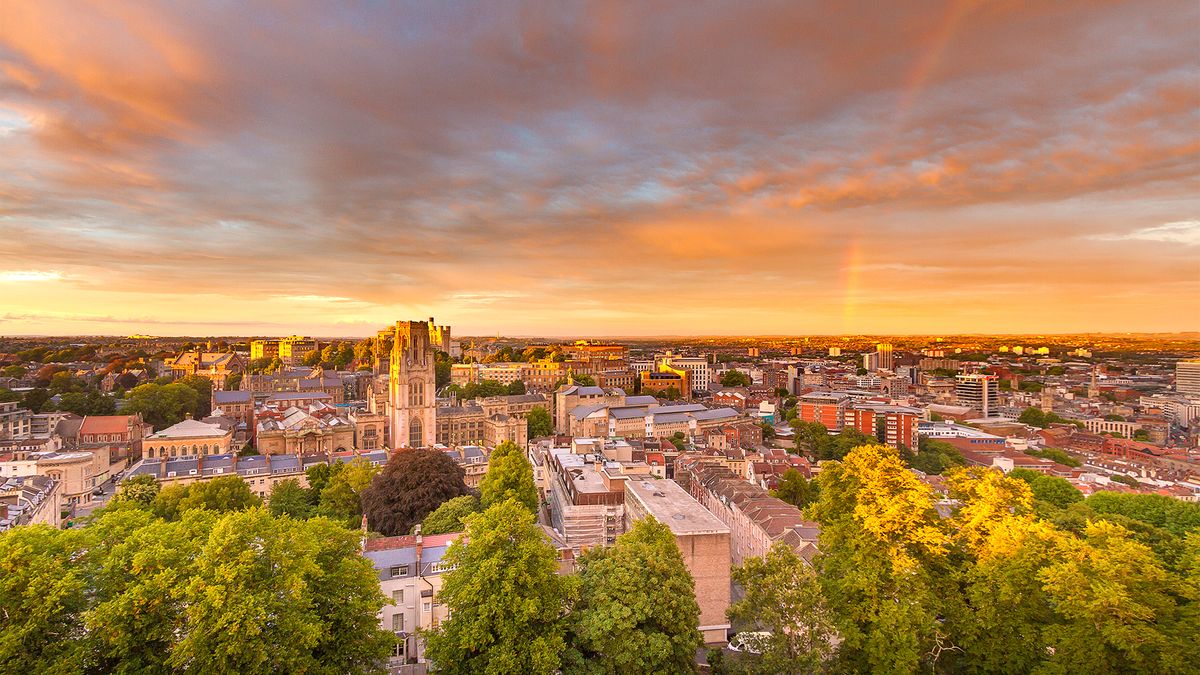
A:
[388,320,437,449]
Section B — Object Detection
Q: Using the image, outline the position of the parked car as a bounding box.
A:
[727,631,771,654]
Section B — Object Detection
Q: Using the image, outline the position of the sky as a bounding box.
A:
[0,1,1198,338]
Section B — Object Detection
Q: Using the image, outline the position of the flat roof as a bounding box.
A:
[625,479,730,536]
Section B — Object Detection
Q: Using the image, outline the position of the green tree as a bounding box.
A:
[113,474,160,506]
[421,495,480,535]
[1018,407,1047,427]
[1037,521,1190,673]
[425,500,575,674]
[269,478,314,519]
[810,444,948,673]
[1025,447,1081,467]
[479,440,539,514]
[908,438,966,475]
[1083,492,1200,536]
[312,458,379,527]
[362,448,472,536]
[727,542,835,674]
[1008,469,1083,509]
[152,475,262,520]
[0,525,90,672]
[170,508,390,672]
[720,370,752,387]
[566,517,702,674]
[21,387,51,413]
[527,406,553,438]
[760,422,776,442]
[56,390,117,416]
[124,382,202,429]
[507,379,527,395]
[176,375,213,417]
[771,468,818,509]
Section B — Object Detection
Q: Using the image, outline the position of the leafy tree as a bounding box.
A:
[727,542,835,674]
[1037,521,1190,672]
[565,517,702,674]
[435,359,451,389]
[425,499,575,674]
[810,444,948,673]
[507,379,527,395]
[1084,492,1200,536]
[21,387,51,413]
[771,468,818,509]
[269,478,314,519]
[305,462,333,504]
[361,448,472,536]
[1025,446,1081,467]
[908,438,966,475]
[124,382,202,429]
[0,365,26,378]
[480,440,539,514]
[527,406,553,438]
[0,525,91,671]
[760,423,776,442]
[113,474,160,506]
[421,495,480,535]
[56,390,117,416]
[170,508,389,672]
[316,458,378,528]
[176,375,213,417]
[0,506,391,674]
[1008,469,1083,509]
[720,370,752,387]
[151,475,262,520]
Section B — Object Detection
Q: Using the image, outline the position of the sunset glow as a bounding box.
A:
[1,1,1197,336]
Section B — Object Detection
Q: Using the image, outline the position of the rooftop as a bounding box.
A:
[625,478,730,536]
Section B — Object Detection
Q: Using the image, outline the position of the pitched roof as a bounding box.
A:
[79,415,137,435]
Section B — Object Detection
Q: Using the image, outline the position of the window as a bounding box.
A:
[392,639,406,658]
[392,589,404,604]
[409,380,424,407]
[408,417,422,448]
[430,561,456,574]
[391,613,404,631]
[389,565,410,578]
[422,601,432,613]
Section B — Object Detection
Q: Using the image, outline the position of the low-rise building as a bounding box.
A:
[675,455,820,565]
[365,532,460,667]
[624,478,731,643]
[143,419,234,459]
[0,475,61,531]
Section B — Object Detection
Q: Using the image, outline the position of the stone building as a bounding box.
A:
[624,478,731,643]
[143,419,234,459]
[388,320,437,449]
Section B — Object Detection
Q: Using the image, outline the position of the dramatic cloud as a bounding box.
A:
[0,0,1197,336]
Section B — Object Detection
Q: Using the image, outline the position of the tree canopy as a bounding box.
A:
[770,468,818,509]
[479,441,539,514]
[420,494,480,535]
[0,503,391,674]
[361,448,471,536]
[727,542,835,674]
[565,517,702,674]
[527,406,553,438]
[720,370,752,387]
[424,499,575,674]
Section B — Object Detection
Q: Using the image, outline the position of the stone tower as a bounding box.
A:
[388,320,437,449]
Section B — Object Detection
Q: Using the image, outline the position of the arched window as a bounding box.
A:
[409,417,422,448]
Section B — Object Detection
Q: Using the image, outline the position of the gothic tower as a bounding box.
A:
[388,320,436,449]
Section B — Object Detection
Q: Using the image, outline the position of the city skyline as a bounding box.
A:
[2,1,1199,336]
